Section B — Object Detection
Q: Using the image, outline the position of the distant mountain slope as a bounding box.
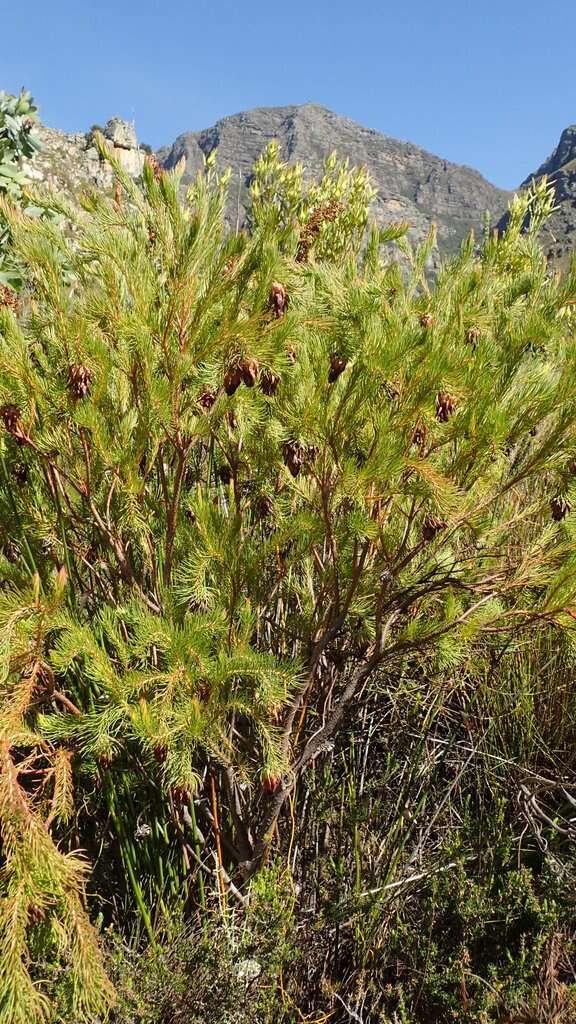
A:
[158,104,509,260]
[512,126,576,267]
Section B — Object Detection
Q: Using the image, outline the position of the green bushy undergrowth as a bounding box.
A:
[103,860,575,1024]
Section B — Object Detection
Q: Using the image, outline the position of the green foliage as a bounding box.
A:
[250,140,377,260]
[1,130,576,1022]
[0,90,42,288]
[0,90,41,193]
[0,575,114,1024]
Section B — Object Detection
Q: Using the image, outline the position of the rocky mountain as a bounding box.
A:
[514,125,576,267]
[158,104,510,259]
[19,103,518,265]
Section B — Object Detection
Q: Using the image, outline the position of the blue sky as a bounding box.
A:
[3,0,575,189]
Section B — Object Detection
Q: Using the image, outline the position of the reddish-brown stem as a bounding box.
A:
[163,449,186,585]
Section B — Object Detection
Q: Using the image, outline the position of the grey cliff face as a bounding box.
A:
[499,125,576,268]
[158,104,510,259]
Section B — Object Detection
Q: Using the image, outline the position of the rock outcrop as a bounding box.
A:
[158,104,510,259]
[22,118,144,196]
[103,118,144,177]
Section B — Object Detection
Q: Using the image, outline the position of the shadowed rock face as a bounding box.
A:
[512,126,576,268]
[158,104,510,261]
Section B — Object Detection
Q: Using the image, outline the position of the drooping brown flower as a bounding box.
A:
[198,389,217,412]
[12,463,28,485]
[196,680,211,703]
[551,496,571,522]
[262,774,281,793]
[3,539,20,563]
[435,392,457,422]
[145,154,164,180]
[328,354,348,383]
[171,786,190,807]
[27,904,46,926]
[295,200,343,263]
[270,281,288,318]
[0,404,29,445]
[422,515,447,542]
[381,378,401,401]
[256,494,274,519]
[260,368,280,396]
[419,313,434,329]
[282,440,305,478]
[411,423,428,449]
[467,327,481,347]
[223,365,242,396]
[239,356,259,387]
[68,364,93,400]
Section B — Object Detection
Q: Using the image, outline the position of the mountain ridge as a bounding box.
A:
[158,103,510,262]
[20,100,576,268]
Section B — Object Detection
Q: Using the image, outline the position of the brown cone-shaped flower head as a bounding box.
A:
[239,356,259,387]
[198,389,217,412]
[270,281,288,318]
[0,404,29,445]
[171,786,190,807]
[196,680,211,703]
[551,496,571,522]
[223,365,242,396]
[68,364,93,400]
[0,284,19,311]
[260,369,280,396]
[419,313,434,329]
[3,540,20,563]
[328,354,348,383]
[282,441,304,478]
[27,904,46,926]
[382,379,401,401]
[435,392,456,423]
[411,424,428,449]
[145,154,164,180]
[422,515,447,542]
